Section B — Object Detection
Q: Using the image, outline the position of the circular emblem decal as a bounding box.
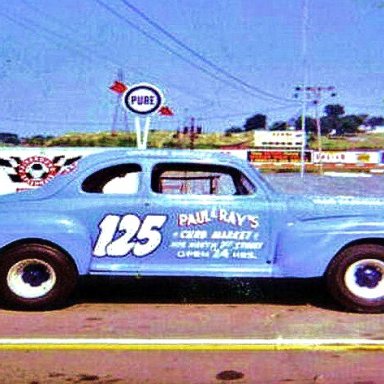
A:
[122,83,164,115]
[18,156,57,187]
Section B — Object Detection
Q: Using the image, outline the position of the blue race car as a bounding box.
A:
[0,149,384,312]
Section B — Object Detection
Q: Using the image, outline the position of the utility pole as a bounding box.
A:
[299,0,309,178]
[175,117,202,149]
[111,69,129,136]
[294,86,336,174]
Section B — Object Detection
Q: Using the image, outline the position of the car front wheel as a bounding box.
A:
[326,244,384,313]
[0,243,77,310]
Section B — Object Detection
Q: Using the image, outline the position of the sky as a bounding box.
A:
[0,0,383,137]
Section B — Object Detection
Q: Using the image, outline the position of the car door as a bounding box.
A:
[78,162,165,274]
[135,161,273,277]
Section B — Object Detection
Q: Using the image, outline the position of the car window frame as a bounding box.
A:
[150,161,256,197]
[80,162,143,196]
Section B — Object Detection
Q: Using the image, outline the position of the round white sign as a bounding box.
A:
[122,83,164,115]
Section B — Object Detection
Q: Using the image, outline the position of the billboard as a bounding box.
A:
[247,150,312,163]
[313,151,379,164]
[254,130,304,148]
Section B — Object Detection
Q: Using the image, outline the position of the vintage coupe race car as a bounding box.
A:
[0,149,384,312]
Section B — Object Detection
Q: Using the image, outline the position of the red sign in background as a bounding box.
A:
[248,150,312,163]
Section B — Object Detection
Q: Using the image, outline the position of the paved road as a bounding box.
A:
[1,276,383,339]
[0,350,383,383]
[0,277,383,383]
[265,173,384,197]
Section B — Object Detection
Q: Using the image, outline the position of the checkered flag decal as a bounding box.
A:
[0,155,82,184]
[51,155,82,174]
[0,157,23,183]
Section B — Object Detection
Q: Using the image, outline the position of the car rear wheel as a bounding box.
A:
[326,244,384,313]
[0,243,77,310]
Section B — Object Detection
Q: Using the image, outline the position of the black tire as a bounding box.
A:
[0,243,78,310]
[326,244,384,313]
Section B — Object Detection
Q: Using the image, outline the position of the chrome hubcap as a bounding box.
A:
[7,259,56,299]
[344,259,384,300]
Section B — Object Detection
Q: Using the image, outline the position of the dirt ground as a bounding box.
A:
[0,350,383,384]
[0,277,383,383]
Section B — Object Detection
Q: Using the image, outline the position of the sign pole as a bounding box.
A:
[142,117,151,150]
[134,116,152,149]
[121,83,165,150]
[134,117,143,149]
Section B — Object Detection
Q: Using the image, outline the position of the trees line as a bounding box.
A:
[228,104,384,137]
[2,104,384,146]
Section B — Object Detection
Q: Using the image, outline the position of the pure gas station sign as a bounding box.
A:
[122,83,164,115]
[109,81,172,149]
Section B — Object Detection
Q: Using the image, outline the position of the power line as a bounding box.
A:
[200,105,300,122]
[0,8,212,105]
[0,117,112,126]
[348,103,384,110]
[0,10,117,69]
[119,0,299,105]
[0,104,300,127]
[19,0,83,36]
[93,0,261,100]
[93,0,296,105]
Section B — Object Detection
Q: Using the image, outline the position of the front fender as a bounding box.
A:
[0,212,91,274]
[275,216,384,278]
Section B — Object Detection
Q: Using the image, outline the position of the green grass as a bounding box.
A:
[310,133,384,151]
[45,130,255,149]
[43,130,384,151]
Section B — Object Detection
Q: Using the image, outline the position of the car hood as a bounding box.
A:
[287,194,384,221]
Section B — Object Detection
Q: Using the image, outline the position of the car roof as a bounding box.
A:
[77,149,243,170]
[23,149,252,198]
[0,149,271,201]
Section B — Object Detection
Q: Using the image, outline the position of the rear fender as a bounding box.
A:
[0,213,91,274]
[275,216,384,278]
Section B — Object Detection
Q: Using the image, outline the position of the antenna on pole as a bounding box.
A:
[111,69,129,136]
[294,86,336,174]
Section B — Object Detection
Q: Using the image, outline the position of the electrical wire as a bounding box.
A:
[0,3,306,133]
[0,104,300,126]
[0,117,112,126]
[93,0,297,105]
[0,10,117,70]
[119,0,299,105]
[0,7,213,104]
[199,105,301,121]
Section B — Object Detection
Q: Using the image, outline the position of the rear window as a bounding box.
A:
[151,163,255,196]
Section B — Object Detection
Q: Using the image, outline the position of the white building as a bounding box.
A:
[253,130,304,148]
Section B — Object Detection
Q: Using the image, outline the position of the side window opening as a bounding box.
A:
[82,164,141,194]
[151,163,255,196]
